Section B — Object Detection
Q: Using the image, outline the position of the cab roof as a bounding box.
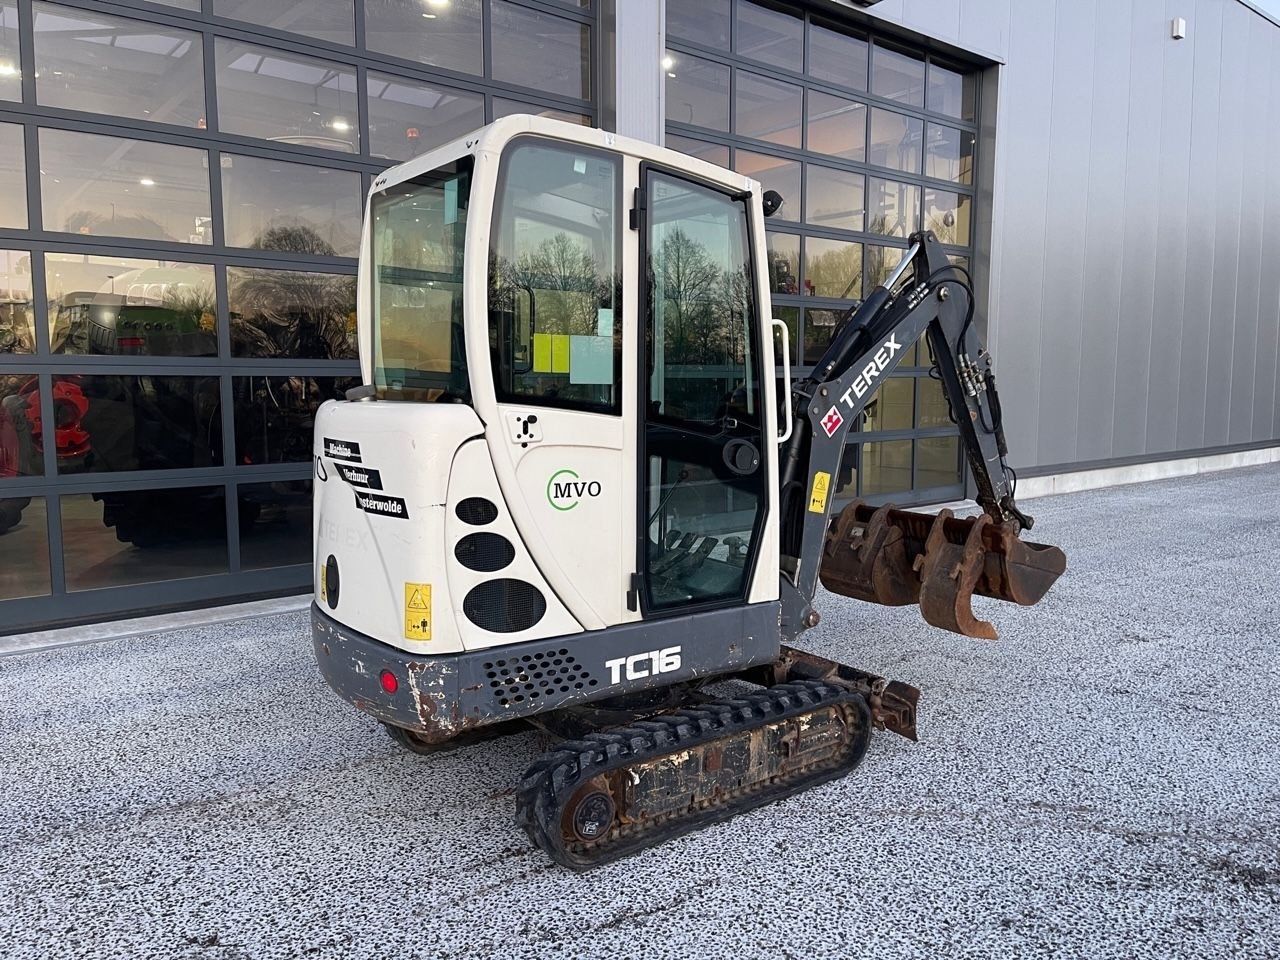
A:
[368,114,756,201]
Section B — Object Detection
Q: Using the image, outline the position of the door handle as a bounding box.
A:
[772,318,793,443]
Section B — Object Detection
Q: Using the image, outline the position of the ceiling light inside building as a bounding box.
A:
[332,118,351,132]
[0,62,17,77]
[139,178,156,187]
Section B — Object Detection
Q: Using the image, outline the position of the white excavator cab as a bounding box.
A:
[316,116,781,657]
[311,116,1064,870]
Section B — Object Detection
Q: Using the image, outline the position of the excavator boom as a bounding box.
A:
[777,231,1066,640]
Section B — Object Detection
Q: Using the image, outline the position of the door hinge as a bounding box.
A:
[629,186,646,230]
[626,572,643,611]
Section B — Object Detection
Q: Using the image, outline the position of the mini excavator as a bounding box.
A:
[310,117,1066,869]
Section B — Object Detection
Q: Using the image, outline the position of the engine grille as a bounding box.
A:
[463,578,546,633]
[454,532,515,572]
[482,647,597,707]
[455,497,498,525]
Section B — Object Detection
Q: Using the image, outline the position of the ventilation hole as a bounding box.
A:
[560,685,570,693]
[482,662,493,670]
[456,497,498,525]
[559,649,568,656]
[588,679,598,687]
[454,532,516,573]
[574,682,584,690]
[552,659,562,666]
[513,695,524,703]
[463,580,546,633]
[499,698,509,706]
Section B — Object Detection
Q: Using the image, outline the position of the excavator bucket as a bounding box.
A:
[819,501,1066,639]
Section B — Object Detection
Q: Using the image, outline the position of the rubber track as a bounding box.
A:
[514,680,871,871]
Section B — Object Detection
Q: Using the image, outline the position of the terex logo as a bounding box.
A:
[318,518,371,551]
[605,646,682,685]
[841,334,903,406]
[546,468,602,512]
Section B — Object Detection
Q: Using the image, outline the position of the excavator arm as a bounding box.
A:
[777,231,1066,641]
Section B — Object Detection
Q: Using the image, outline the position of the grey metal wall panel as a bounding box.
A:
[612,0,665,142]
[1204,0,1248,446]
[1076,4,1133,462]
[958,0,1011,60]
[839,0,1280,468]
[902,0,959,44]
[1111,1,1165,459]
[1175,0,1223,451]
[1147,0,1197,455]
[1034,0,1098,467]
[1229,20,1269,443]
[1259,54,1280,440]
[980,0,1049,464]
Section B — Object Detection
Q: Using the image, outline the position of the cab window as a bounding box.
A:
[370,158,472,402]
[488,140,621,413]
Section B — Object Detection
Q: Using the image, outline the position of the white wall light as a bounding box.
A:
[1171,17,1187,40]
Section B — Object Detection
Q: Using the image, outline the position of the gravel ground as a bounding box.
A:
[2,465,1279,960]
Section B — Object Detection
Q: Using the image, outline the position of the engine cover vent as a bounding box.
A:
[482,647,597,707]
[455,497,498,525]
[463,578,546,633]
[455,532,515,572]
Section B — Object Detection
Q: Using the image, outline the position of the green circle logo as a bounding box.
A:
[547,468,581,511]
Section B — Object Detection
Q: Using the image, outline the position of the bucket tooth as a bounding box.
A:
[916,510,998,640]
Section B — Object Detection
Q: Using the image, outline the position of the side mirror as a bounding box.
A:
[762,190,785,219]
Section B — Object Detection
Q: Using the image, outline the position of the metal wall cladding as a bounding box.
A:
[827,0,1280,468]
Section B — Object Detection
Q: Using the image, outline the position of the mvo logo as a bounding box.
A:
[546,468,602,511]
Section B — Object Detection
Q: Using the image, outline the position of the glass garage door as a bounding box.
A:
[0,0,597,632]
[664,0,979,506]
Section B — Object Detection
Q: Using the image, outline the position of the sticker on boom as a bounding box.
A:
[324,438,361,462]
[353,490,409,519]
[820,406,844,438]
[808,471,831,514]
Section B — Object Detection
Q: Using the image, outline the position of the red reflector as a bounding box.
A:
[379,670,399,694]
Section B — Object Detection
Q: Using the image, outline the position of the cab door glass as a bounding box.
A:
[643,171,766,611]
[488,140,621,413]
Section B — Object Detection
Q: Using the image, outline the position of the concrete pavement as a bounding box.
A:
[1,464,1278,959]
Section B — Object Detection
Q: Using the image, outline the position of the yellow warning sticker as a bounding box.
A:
[808,471,832,514]
[319,563,327,598]
[404,582,432,641]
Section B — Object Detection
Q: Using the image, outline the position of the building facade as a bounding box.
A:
[1,0,1277,632]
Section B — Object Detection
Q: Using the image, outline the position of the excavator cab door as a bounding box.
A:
[637,167,769,614]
